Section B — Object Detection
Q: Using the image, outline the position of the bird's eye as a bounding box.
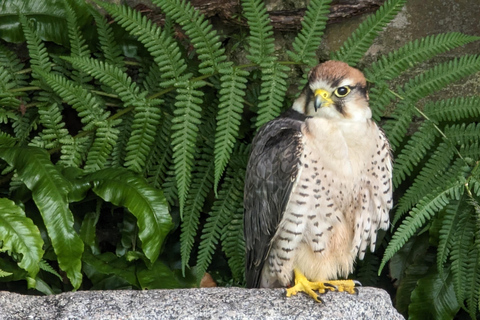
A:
[334,86,351,98]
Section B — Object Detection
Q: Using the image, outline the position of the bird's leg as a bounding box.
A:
[285,268,359,303]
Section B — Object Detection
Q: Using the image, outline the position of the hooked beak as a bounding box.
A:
[314,89,333,112]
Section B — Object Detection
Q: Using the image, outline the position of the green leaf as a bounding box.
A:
[0,198,44,286]
[287,0,331,66]
[331,0,407,65]
[0,146,84,289]
[82,250,138,287]
[0,0,91,46]
[85,167,173,263]
[409,267,460,320]
[137,260,181,289]
[395,251,435,316]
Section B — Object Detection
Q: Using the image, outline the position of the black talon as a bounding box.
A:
[323,283,337,291]
[353,287,359,295]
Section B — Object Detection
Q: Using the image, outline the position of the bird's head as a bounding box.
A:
[292,61,371,121]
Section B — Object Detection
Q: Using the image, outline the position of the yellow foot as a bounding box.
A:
[285,269,359,303]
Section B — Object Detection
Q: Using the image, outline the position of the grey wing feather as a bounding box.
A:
[244,117,304,288]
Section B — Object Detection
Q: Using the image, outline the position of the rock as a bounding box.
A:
[0,287,404,319]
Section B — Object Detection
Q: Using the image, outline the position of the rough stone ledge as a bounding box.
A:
[0,286,404,319]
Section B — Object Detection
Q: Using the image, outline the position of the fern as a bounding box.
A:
[170,80,205,212]
[393,120,439,187]
[58,135,91,168]
[97,2,190,86]
[255,62,290,128]
[450,203,475,307]
[384,55,480,149]
[425,96,480,122]
[88,6,124,69]
[393,154,462,226]
[84,120,121,172]
[287,0,331,66]
[436,200,463,276]
[35,70,110,131]
[0,44,28,88]
[152,0,227,75]
[242,0,276,65]
[380,179,464,273]
[109,113,134,168]
[213,67,248,191]
[180,144,215,273]
[20,13,70,150]
[145,114,174,187]
[123,99,163,173]
[61,56,146,106]
[331,0,407,65]
[220,155,247,283]
[195,151,246,281]
[12,108,38,145]
[0,66,20,108]
[64,0,92,85]
[366,33,480,82]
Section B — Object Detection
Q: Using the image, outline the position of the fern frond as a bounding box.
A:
[123,99,163,173]
[61,56,146,107]
[425,96,480,122]
[384,55,480,150]
[146,114,173,187]
[36,70,110,131]
[12,108,38,145]
[287,0,331,66]
[0,44,28,88]
[393,120,439,187]
[97,1,190,87]
[85,119,121,172]
[0,66,20,108]
[403,55,480,102]
[64,0,92,85]
[331,0,407,66]
[0,269,12,278]
[195,156,245,281]
[32,102,70,150]
[450,202,475,307]
[65,1,90,58]
[382,98,412,150]
[368,82,397,121]
[220,162,247,283]
[437,198,464,275]
[88,4,125,69]
[109,113,134,167]
[152,0,227,74]
[171,80,205,213]
[180,143,215,274]
[380,179,464,273]
[242,0,276,65]
[444,123,480,146]
[39,259,63,281]
[0,131,17,148]
[162,167,178,206]
[255,62,290,128]
[366,33,480,81]
[222,206,245,283]
[214,67,248,191]
[465,246,480,319]
[19,14,51,79]
[393,149,459,225]
[58,135,91,168]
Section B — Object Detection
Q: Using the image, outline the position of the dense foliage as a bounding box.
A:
[0,0,479,318]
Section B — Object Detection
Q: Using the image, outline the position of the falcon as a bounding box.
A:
[244,60,393,302]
